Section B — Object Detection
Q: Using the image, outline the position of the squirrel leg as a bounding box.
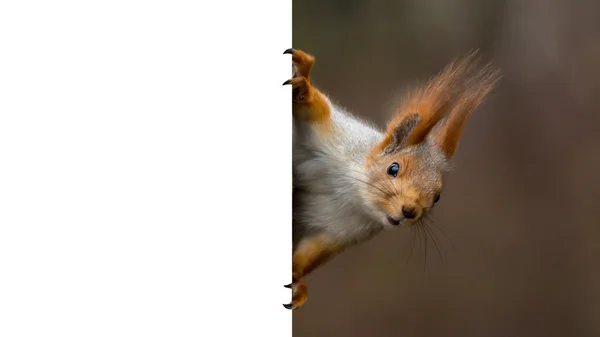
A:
[283,234,340,310]
[283,49,331,125]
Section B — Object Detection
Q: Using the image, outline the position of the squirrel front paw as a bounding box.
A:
[283,48,314,79]
[282,48,331,123]
[282,77,311,103]
[283,278,308,310]
[283,48,316,104]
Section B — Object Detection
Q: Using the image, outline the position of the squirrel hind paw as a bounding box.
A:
[283,279,308,310]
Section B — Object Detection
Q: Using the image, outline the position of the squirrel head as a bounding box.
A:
[363,51,501,228]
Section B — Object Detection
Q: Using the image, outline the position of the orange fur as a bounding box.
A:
[376,50,501,158]
[290,49,314,80]
[285,233,342,310]
[292,234,340,277]
[284,49,332,126]
[433,62,501,158]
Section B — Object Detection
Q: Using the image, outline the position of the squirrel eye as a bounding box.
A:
[434,194,440,204]
[387,162,400,177]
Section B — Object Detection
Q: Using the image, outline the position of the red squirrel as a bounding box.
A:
[284,48,501,310]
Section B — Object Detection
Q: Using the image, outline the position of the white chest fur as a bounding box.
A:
[292,102,386,245]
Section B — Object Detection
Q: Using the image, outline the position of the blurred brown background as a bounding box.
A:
[292,1,600,336]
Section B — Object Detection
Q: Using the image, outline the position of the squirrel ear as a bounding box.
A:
[379,51,480,156]
[374,50,501,159]
[381,114,420,154]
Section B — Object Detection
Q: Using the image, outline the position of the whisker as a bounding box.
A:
[384,172,399,198]
[343,158,398,197]
[423,221,444,267]
[424,216,456,251]
[417,221,428,272]
[405,225,418,266]
[349,177,393,198]
[395,174,403,201]
[414,224,424,273]
[342,167,395,198]
[322,156,401,199]
[370,178,396,197]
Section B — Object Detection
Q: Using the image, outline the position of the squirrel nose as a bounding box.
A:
[402,206,417,219]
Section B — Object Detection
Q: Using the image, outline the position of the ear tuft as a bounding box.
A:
[433,60,502,158]
[378,50,501,159]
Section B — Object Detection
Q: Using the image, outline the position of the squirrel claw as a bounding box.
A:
[282,279,308,310]
[284,48,315,80]
[283,77,309,102]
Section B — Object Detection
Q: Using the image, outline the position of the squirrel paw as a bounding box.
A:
[283,279,308,310]
[282,77,310,103]
[283,48,314,79]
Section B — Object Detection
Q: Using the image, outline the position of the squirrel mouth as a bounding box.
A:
[386,215,401,226]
